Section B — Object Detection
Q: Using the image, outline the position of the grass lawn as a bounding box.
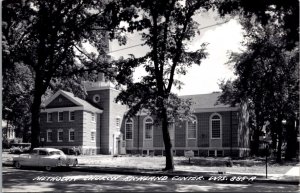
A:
[3,152,296,175]
[76,155,297,175]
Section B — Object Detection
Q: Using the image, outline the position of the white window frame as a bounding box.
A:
[208,150,216,157]
[186,115,197,139]
[47,129,52,142]
[116,117,121,128]
[125,118,134,140]
[210,113,222,139]
[47,113,53,122]
[208,150,224,157]
[91,113,95,122]
[58,111,63,122]
[143,116,153,140]
[91,130,96,142]
[69,129,75,142]
[57,129,63,142]
[69,111,75,121]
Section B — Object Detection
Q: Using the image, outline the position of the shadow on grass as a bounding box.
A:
[175,157,299,167]
[174,158,233,167]
[3,167,299,192]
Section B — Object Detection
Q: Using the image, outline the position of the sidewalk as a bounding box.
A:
[72,164,299,185]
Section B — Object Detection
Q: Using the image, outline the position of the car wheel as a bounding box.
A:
[73,159,78,167]
[14,161,21,169]
[45,166,52,171]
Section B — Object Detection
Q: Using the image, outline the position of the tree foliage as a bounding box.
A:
[216,0,299,50]
[2,0,119,148]
[2,62,33,141]
[107,0,210,170]
[218,15,299,161]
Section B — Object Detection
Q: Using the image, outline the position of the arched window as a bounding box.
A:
[210,114,222,139]
[187,116,197,139]
[125,118,133,140]
[144,117,153,140]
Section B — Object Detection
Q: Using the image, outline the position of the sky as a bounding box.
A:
[109,10,245,96]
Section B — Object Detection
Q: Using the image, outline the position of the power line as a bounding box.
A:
[197,20,229,30]
[109,43,144,53]
[109,20,230,53]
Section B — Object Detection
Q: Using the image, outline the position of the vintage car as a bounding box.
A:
[13,148,78,171]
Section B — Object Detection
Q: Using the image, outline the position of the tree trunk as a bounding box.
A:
[276,119,283,163]
[251,129,260,156]
[161,107,174,171]
[285,123,297,160]
[22,123,29,143]
[30,75,45,149]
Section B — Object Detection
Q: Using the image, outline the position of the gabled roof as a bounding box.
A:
[44,90,102,113]
[179,92,238,112]
[132,92,239,116]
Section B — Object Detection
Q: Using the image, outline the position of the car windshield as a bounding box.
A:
[49,151,63,155]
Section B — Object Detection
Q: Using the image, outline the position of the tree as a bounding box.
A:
[216,0,299,50]
[2,57,33,142]
[218,18,299,162]
[108,0,210,170]
[216,0,299,162]
[2,0,118,149]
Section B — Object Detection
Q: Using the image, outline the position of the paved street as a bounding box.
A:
[3,167,299,192]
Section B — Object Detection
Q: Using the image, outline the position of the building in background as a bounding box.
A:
[121,93,250,157]
[40,76,250,157]
[2,120,16,140]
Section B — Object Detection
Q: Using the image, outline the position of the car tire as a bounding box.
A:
[14,161,21,169]
[73,159,78,167]
[45,166,52,171]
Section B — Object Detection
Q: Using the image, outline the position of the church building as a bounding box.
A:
[40,77,250,157]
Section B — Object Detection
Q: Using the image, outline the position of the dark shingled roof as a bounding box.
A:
[179,92,231,109]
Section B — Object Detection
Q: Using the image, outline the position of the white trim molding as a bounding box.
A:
[41,106,103,114]
[44,90,82,107]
